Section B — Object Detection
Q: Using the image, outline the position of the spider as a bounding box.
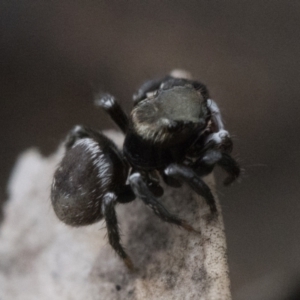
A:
[51,73,240,270]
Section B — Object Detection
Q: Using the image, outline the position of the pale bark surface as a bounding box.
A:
[0,131,231,300]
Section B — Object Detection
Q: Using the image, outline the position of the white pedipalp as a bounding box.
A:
[207,99,225,131]
[206,99,230,146]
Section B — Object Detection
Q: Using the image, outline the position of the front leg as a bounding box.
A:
[192,149,223,177]
[192,149,240,186]
[217,152,240,186]
[164,163,217,215]
[129,173,198,233]
[94,93,129,134]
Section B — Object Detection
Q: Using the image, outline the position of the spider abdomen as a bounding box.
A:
[51,135,127,226]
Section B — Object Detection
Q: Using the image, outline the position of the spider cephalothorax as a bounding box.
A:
[51,73,240,270]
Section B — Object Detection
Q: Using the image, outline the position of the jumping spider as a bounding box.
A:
[51,73,240,269]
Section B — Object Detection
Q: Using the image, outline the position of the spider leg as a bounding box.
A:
[102,192,134,270]
[199,99,240,183]
[116,185,136,203]
[192,148,240,185]
[160,170,182,188]
[217,152,240,186]
[129,173,198,233]
[192,149,223,177]
[164,164,217,214]
[94,93,129,133]
[142,170,164,197]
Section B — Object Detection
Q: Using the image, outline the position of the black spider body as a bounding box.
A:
[124,84,209,170]
[51,73,240,270]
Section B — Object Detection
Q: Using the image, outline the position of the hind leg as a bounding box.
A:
[102,193,134,270]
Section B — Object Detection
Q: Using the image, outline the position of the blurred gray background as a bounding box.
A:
[1,1,300,299]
